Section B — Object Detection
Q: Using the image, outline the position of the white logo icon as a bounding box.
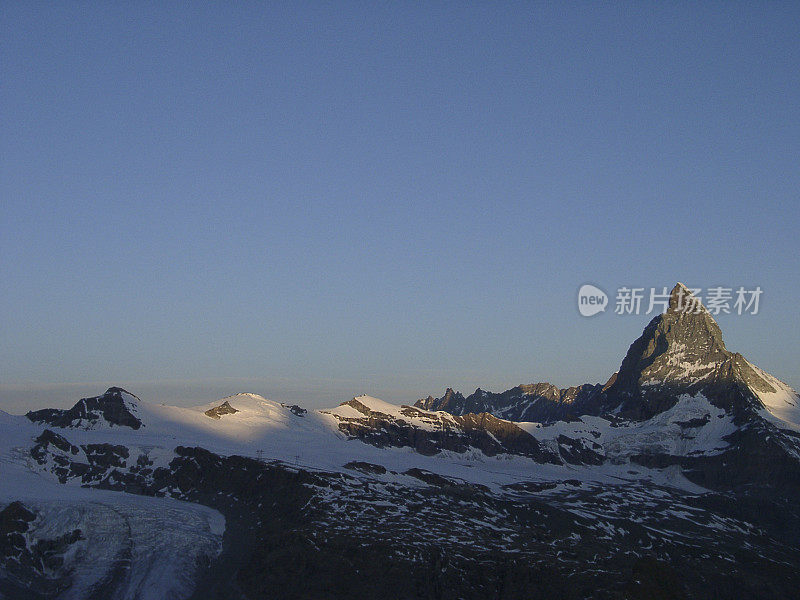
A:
[578,284,608,317]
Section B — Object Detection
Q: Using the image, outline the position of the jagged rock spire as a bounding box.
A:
[575,283,788,421]
[614,285,728,389]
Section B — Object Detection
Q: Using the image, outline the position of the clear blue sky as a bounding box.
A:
[2,2,799,412]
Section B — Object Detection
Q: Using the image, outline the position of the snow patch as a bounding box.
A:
[746,362,800,431]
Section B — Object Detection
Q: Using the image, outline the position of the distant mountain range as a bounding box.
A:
[2,283,799,599]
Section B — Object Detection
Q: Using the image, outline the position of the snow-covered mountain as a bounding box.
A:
[2,283,800,599]
[419,283,800,435]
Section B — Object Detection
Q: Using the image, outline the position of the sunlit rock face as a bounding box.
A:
[204,400,239,420]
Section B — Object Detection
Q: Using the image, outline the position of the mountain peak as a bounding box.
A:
[667,282,707,314]
[673,281,690,294]
[104,386,136,397]
[609,283,732,417]
[27,387,143,430]
[414,388,466,412]
[669,281,690,307]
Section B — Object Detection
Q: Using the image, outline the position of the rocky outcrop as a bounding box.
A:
[26,387,142,430]
[31,430,132,484]
[416,383,606,423]
[0,502,36,557]
[332,398,561,464]
[415,387,466,412]
[204,400,239,419]
[344,461,387,475]
[281,403,307,417]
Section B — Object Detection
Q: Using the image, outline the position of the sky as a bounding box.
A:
[2,2,799,413]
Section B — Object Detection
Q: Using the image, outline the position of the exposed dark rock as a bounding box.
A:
[332,399,560,464]
[502,481,558,493]
[344,461,387,475]
[31,429,80,459]
[403,468,457,487]
[0,502,35,547]
[281,404,308,417]
[204,401,239,420]
[416,383,605,423]
[676,415,711,428]
[556,434,604,465]
[83,443,129,469]
[26,387,142,429]
[681,422,800,497]
[415,388,466,413]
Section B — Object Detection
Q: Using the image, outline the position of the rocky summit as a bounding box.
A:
[25,387,143,430]
[1,284,800,599]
